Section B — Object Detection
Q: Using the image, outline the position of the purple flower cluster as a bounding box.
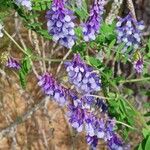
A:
[116,13,144,52]
[38,73,67,106]
[6,58,20,69]
[15,0,32,10]
[82,0,105,42]
[67,93,123,149]
[65,54,101,93]
[133,59,143,74]
[46,0,76,49]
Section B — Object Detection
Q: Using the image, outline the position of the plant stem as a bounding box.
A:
[120,77,150,83]
[84,94,111,100]
[3,29,70,63]
[115,120,138,131]
[3,29,29,56]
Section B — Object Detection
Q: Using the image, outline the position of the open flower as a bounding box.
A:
[65,54,101,93]
[38,73,68,106]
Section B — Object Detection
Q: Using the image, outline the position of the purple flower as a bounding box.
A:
[133,59,143,73]
[68,103,85,132]
[116,13,144,52]
[15,0,32,10]
[67,92,125,149]
[6,58,20,69]
[108,133,124,150]
[86,135,98,150]
[38,73,67,106]
[82,0,105,42]
[65,54,101,93]
[46,0,76,48]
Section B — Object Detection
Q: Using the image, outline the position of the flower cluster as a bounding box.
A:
[6,57,20,69]
[38,73,68,106]
[65,54,101,93]
[116,13,144,52]
[67,93,123,149]
[133,59,143,74]
[15,0,32,10]
[82,0,105,42]
[46,0,76,49]
[0,24,3,38]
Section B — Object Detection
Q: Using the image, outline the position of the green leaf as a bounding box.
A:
[19,57,31,88]
[145,136,150,150]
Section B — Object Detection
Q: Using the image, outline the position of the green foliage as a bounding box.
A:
[136,129,150,150]
[96,22,116,45]
[32,0,51,11]
[19,56,31,89]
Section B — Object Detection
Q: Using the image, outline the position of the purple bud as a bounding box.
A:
[6,58,20,69]
[133,59,143,73]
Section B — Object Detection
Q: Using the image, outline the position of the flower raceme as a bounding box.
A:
[65,54,101,93]
[67,93,124,149]
[82,0,105,42]
[38,73,68,106]
[46,0,76,49]
[116,13,144,52]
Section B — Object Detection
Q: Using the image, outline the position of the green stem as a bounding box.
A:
[120,77,150,83]
[85,94,111,100]
[3,29,70,63]
[3,29,28,56]
[33,56,70,62]
[115,120,138,131]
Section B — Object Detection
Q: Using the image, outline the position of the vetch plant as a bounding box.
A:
[0,0,150,149]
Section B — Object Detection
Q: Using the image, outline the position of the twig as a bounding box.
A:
[56,49,72,74]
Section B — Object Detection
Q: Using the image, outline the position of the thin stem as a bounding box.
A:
[120,77,150,83]
[115,120,138,131]
[3,29,28,56]
[33,56,70,62]
[84,94,111,100]
[3,29,69,63]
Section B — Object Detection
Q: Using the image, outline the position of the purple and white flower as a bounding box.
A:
[133,59,143,73]
[82,0,105,42]
[46,0,76,48]
[65,54,101,93]
[116,13,144,52]
[38,73,68,106]
[6,57,20,69]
